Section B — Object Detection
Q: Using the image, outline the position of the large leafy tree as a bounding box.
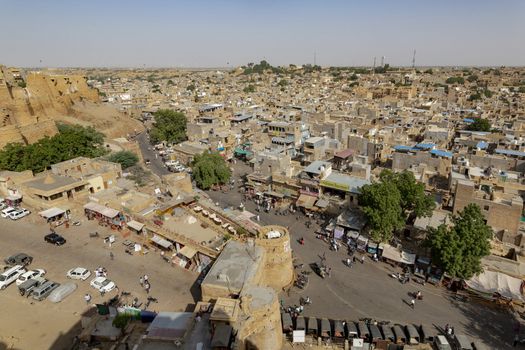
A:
[359,170,435,242]
[149,109,187,144]
[0,124,106,173]
[191,152,231,190]
[380,170,435,219]
[427,204,492,279]
[107,151,139,169]
[359,181,405,242]
[466,118,491,132]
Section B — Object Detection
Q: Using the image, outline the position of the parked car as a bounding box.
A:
[4,253,33,267]
[67,267,91,281]
[8,208,31,220]
[1,207,18,218]
[48,282,77,303]
[16,269,46,286]
[90,276,116,293]
[32,281,60,301]
[0,265,26,290]
[44,232,66,246]
[18,276,47,297]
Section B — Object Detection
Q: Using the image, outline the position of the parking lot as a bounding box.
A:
[0,214,199,350]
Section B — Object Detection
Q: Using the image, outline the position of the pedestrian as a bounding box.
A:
[352,256,356,263]
[145,281,151,294]
[144,274,149,283]
[410,299,415,309]
[139,276,144,286]
[110,252,114,260]
[514,334,519,347]
[100,289,105,297]
[361,256,365,264]
[84,293,91,304]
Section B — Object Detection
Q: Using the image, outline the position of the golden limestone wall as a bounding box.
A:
[0,66,100,148]
[237,286,283,350]
[256,225,294,291]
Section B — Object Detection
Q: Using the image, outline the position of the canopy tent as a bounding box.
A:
[127,220,144,232]
[296,194,317,209]
[83,202,120,219]
[381,243,416,265]
[465,270,524,301]
[179,245,197,259]
[150,234,173,249]
[39,207,66,219]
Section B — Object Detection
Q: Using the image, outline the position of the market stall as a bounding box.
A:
[39,207,69,223]
[83,202,124,229]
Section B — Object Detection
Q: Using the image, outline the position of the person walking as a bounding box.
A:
[145,281,151,294]
[144,274,149,283]
[139,276,144,287]
[84,293,91,305]
[410,299,415,309]
[361,255,365,264]
[110,252,114,260]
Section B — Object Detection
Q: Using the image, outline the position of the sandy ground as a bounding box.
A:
[0,214,198,350]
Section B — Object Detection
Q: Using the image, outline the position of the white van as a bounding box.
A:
[0,265,26,290]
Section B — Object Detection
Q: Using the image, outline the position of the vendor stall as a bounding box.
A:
[126,220,145,234]
[381,243,416,267]
[39,207,68,223]
[83,202,124,229]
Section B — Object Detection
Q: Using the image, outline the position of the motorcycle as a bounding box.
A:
[89,231,99,238]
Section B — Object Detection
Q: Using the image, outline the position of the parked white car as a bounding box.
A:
[67,267,91,281]
[0,265,26,290]
[16,269,46,286]
[1,207,17,218]
[8,208,31,220]
[90,276,116,293]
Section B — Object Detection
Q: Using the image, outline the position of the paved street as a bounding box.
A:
[136,131,171,176]
[205,162,517,349]
[0,215,198,350]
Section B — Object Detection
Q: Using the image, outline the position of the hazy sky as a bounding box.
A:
[1,0,524,67]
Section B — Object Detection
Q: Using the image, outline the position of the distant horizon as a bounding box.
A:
[14,64,525,70]
[1,1,524,67]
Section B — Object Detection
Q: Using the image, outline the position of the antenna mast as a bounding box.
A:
[412,50,416,69]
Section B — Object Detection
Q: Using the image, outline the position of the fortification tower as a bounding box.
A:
[256,225,294,291]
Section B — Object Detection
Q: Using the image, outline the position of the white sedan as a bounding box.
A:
[90,277,116,293]
[16,269,46,286]
[67,267,92,281]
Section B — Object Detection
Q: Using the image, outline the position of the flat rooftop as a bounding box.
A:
[201,240,264,293]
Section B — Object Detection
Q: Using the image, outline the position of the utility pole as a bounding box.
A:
[314,50,317,66]
[412,50,416,69]
[372,57,376,75]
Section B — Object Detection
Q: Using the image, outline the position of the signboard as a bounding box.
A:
[292,330,305,343]
[320,179,350,192]
[353,338,364,347]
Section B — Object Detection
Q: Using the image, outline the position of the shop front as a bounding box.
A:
[39,207,70,224]
[83,202,124,229]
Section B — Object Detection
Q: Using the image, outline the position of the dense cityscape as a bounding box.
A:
[1,1,525,350]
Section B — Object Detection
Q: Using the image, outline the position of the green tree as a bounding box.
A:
[359,181,405,242]
[468,93,482,101]
[380,170,435,219]
[186,84,196,91]
[424,69,433,74]
[466,118,491,132]
[446,76,465,84]
[426,204,492,279]
[278,79,288,87]
[467,74,478,82]
[191,152,231,190]
[149,109,187,144]
[0,124,107,173]
[112,313,131,329]
[243,84,256,93]
[107,150,139,169]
